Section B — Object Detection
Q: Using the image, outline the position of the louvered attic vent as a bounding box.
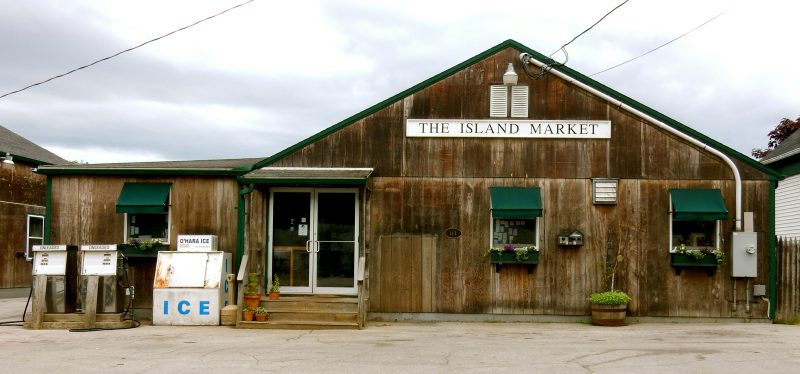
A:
[489,85,508,117]
[489,84,529,118]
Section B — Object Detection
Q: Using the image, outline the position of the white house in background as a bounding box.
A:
[762,130,800,238]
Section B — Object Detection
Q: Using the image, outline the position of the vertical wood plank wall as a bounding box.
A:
[49,176,240,309]
[0,161,45,288]
[270,46,774,318]
[777,236,800,322]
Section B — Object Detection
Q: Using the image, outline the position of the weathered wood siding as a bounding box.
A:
[777,236,800,322]
[0,161,45,288]
[268,46,773,317]
[49,175,240,308]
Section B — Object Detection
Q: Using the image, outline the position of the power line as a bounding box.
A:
[524,0,629,80]
[549,0,630,64]
[0,0,255,100]
[590,10,727,76]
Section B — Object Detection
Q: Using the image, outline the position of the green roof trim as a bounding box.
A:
[670,188,728,221]
[116,182,171,214]
[37,168,248,176]
[490,186,543,218]
[251,39,782,180]
[240,167,373,186]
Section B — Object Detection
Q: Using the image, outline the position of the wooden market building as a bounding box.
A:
[1,125,67,291]
[37,40,782,326]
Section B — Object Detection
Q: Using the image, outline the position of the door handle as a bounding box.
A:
[305,240,312,253]
[314,240,320,253]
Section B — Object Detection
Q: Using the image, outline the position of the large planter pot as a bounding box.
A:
[243,294,261,308]
[490,251,539,273]
[670,253,718,275]
[590,304,628,326]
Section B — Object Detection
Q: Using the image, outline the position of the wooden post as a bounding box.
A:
[31,275,48,329]
[83,275,99,328]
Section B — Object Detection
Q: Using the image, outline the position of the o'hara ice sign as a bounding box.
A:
[406,119,611,139]
[177,235,218,252]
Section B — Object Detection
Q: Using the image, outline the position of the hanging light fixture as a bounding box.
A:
[502,63,518,85]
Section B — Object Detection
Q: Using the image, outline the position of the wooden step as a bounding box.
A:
[267,311,357,323]
[237,320,358,330]
[263,296,358,313]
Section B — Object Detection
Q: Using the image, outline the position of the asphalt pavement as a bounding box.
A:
[1,296,799,373]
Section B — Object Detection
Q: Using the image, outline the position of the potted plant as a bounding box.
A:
[254,307,268,321]
[242,306,255,321]
[588,254,631,326]
[268,274,281,300]
[243,272,261,308]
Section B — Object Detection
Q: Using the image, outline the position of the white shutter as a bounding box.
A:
[489,85,508,117]
[510,85,529,118]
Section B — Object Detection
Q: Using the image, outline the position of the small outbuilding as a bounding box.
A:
[38,40,782,324]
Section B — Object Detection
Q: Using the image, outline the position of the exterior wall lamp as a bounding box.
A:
[2,152,13,165]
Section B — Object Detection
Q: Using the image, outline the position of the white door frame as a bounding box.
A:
[268,187,359,295]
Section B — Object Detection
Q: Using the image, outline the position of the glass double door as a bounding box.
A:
[269,188,358,295]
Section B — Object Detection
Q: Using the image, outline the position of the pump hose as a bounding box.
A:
[0,266,35,327]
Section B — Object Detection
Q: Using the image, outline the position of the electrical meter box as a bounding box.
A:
[32,245,78,313]
[177,235,218,252]
[152,251,232,325]
[78,245,125,313]
[732,232,758,277]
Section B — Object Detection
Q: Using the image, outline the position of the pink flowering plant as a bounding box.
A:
[486,243,538,261]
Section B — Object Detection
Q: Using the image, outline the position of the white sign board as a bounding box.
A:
[80,245,118,276]
[177,235,218,251]
[406,119,611,139]
[153,288,221,325]
[33,250,68,276]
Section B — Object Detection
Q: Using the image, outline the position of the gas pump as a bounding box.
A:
[29,245,78,328]
[78,245,126,314]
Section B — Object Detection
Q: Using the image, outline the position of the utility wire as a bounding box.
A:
[524,0,629,80]
[549,0,630,65]
[0,0,255,100]
[590,10,727,76]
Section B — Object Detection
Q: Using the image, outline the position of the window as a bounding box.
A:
[26,215,44,260]
[669,189,728,252]
[489,187,542,250]
[126,212,169,242]
[116,183,172,243]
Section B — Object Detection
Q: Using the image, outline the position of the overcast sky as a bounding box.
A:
[1,0,797,163]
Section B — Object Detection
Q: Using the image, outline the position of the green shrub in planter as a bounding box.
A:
[587,290,631,306]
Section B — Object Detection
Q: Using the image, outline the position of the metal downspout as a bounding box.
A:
[520,54,743,231]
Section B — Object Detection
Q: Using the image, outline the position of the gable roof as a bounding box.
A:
[761,129,800,165]
[0,125,67,165]
[37,157,263,176]
[250,39,781,180]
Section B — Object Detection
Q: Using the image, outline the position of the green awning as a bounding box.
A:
[670,188,728,221]
[116,183,171,214]
[489,187,542,218]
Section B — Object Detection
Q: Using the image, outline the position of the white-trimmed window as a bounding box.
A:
[488,186,542,250]
[26,214,44,260]
[117,182,172,244]
[668,189,727,252]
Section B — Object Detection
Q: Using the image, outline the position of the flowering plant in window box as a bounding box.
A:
[120,238,165,258]
[486,244,539,272]
[672,244,725,265]
[671,244,724,275]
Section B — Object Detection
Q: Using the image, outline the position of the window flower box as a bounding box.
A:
[487,244,538,273]
[670,245,725,275]
[120,240,167,259]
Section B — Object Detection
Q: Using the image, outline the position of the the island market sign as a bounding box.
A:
[406,119,611,139]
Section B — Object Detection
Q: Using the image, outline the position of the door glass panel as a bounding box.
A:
[317,193,355,241]
[316,192,356,289]
[272,192,311,288]
[316,241,355,288]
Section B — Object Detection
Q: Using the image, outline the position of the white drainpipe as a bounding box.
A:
[520,53,743,231]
